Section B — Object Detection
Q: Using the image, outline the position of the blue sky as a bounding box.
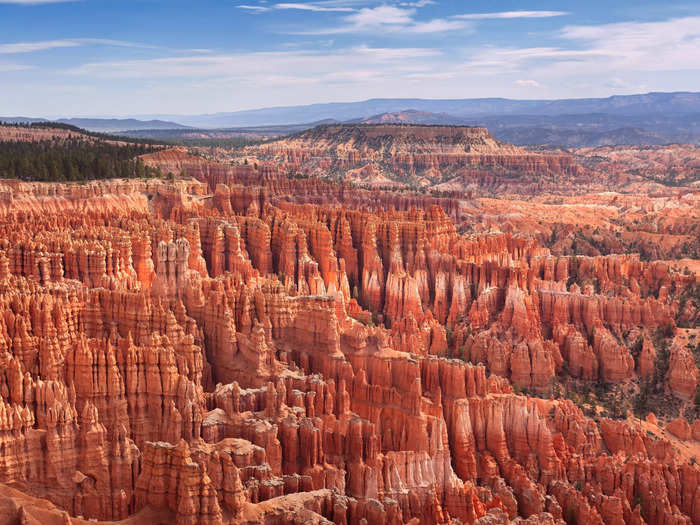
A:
[1,0,699,117]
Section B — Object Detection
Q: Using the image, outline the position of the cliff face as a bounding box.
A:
[140,146,700,263]
[575,144,700,187]
[0,125,92,143]
[230,126,699,263]
[140,148,234,182]
[0,166,697,525]
[244,124,590,193]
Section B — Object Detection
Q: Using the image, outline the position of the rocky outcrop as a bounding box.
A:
[666,417,692,440]
[245,124,590,193]
[0,171,696,525]
[667,344,699,400]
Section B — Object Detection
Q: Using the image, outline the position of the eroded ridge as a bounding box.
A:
[0,167,698,525]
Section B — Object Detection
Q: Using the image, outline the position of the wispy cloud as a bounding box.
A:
[353,45,440,60]
[0,40,81,54]
[409,19,467,33]
[454,10,567,20]
[274,3,355,12]
[460,16,700,78]
[237,2,355,12]
[553,17,700,73]
[345,5,414,26]
[237,1,466,34]
[515,79,541,87]
[60,16,700,90]
[0,0,77,3]
[4,1,699,115]
[0,38,211,55]
[237,4,272,11]
[463,46,606,70]
[66,45,443,81]
[296,5,470,34]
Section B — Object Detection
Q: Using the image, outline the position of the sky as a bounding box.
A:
[1,0,699,117]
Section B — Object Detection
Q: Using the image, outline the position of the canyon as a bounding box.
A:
[0,122,698,525]
[161,124,700,262]
[243,124,698,216]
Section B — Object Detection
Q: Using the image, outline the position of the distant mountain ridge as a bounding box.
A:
[120,109,699,147]
[352,110,466,125]
[57,118,190,132]
[121,119,340,140]
[356,111,700,147]
[139,91,700,128]
[0,117,189,133]
[5,91,698,147]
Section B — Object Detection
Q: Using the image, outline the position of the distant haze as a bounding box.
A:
[5,92,699,147]
[132,92,700,128]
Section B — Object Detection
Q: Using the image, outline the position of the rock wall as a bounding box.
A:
[245,124,590,193]
[0,173,696,525]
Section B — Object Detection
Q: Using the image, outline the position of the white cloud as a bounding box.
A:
[455,10,567,20]
[238,1,466,34]
[400,0,435,6]
[453,16,700,95]
[605,77,633,89]
[558,16,700,72]
[0,0,76,3]
[515,79,541,87]
[274,3,355,12]
[460,17,700,74]
[0,38,210,55]
[4,6,699,115]
[345,5,415,27]
[0,40,80,54]
[353,45,440,59]
[462,46,607,71]
[66,46,444,80]
[405,18,469,33]
[237,2,355,12]
[53,16,700,100]
[296,5,469,34]
[237,4,270,11]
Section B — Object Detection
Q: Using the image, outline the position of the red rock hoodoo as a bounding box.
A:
[0,134,698,525]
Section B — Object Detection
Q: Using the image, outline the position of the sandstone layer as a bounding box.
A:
[0,150,697,525]
[244,124,589,192]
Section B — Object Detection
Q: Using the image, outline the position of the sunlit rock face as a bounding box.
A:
[244,124,591,193]
[0,144,697,525]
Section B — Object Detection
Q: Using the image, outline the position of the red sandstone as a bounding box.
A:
[0,135,697,525]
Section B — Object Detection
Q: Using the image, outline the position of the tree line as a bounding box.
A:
[0,137,162,182]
